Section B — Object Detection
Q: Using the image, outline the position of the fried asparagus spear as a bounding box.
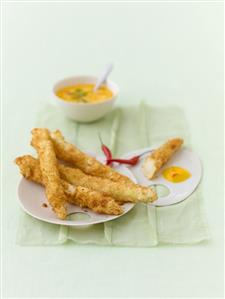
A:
[50,130,133,184]
[31,128,67,219]
[142,138,183,179]
[59,163,157,203]
[16,155,157,204]
[15,155,123,215]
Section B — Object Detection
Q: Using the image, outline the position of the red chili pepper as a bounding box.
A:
[98,132,153,167]
[103,146,112,165]
[98,133,112,165]
[107,156,140,166]
[106,150,153,166]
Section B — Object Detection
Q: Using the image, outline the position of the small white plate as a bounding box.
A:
[18,161,136,226]
[121,148,202,206]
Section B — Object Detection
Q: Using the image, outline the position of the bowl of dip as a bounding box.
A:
[53,76,119,122]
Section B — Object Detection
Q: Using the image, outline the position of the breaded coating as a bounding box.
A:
[16,155,157,203]
[15,155,123,215]
[58,163,157,203]
[66,185,123,215]
[31,128,67,219]
[50,130,132,184]
[142,138,183,179]
[15,156,43,185]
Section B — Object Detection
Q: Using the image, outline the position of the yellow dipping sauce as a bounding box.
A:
[56,84,113,104]
[162,166,191,183]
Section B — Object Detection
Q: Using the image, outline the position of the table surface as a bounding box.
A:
[2,2,224,298]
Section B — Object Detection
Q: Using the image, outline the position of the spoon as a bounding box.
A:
[94,63,114,92]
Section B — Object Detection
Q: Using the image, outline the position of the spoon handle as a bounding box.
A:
[94,63,114,92]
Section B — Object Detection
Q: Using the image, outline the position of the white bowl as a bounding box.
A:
[53,76,119,122]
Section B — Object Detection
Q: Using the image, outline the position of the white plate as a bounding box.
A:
[121,148,202,206]
[18,160,136,226]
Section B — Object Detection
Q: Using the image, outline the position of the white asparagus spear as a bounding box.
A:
[142,138,183,179]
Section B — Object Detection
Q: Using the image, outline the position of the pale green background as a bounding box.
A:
[2,2,224,298]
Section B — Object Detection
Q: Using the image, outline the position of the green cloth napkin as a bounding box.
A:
[17,102,209,246]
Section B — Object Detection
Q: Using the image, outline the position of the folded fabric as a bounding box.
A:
[16,102,209,246]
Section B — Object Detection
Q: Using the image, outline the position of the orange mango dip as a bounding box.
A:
[162,166,191,183]
[56,84,113,104]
